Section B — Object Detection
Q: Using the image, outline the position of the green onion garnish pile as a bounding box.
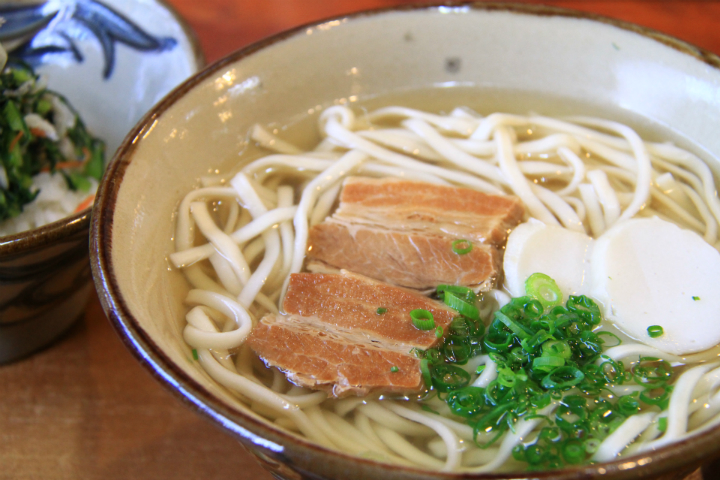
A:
[416,275,676,470]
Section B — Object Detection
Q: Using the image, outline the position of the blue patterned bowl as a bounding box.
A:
[0,0,203,363]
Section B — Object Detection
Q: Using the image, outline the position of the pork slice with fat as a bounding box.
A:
[336,176,525,245]
[247,317,423,397]
[283,271,456,350]
[247,271,454,397]
[307,221,501,291]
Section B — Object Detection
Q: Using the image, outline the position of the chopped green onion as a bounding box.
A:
[596,331,622,347]
[617,395,641,415]
[640,385,673,409]
[525,273,563,308]
[418,276,681,470]
[390,366,399,373]
[521,330,554,353]
[483,330,513,353]
[191,349,198,360]
[443,340,472,364]
[494,311,532,339]
[584,438,601,454]
[561,439,585,464]
[446,386,485,417]
[497,367,527,387]
[424,348,444,365]
[533,356,565,372]
[448,317,474,337]
[376,307,387,315]
[542,366,585,389]
[633,357,673,385]
[443,292,479,320]
[647,325,664,338]
[692,296,700,301]
[420,358,432,388]
[658,417,668,432]
[410,309,435,330]
[435,325,443,338]
[451,239,473,255]
[524,299,544,319]
[430,364,471,392]
[436,284,476,302]
[542,340,573,359]
[566,295,602,325]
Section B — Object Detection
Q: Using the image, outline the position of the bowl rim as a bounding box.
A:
[0,0,205,256]
[90,2,720,478]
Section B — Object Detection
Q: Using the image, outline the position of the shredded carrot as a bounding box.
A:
[74,194,95,213]
[29,127,46,138]
[54,161,85,170]
[41,161,85,172]
[8,131,24,151]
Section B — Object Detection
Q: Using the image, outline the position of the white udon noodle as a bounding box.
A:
[170,105,720,472]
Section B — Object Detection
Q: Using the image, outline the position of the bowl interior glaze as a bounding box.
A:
[92,4,720,479]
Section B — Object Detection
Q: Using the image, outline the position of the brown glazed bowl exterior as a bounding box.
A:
[91,2,720,480]
[0,211,94,363]
[0,0,203,364]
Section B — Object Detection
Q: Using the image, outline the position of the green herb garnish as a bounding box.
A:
[410,309,435,330]
[525,273,563,308]
[0,61,105,222]
[647,325,664,338]
[451,238,472,255]
[419,274,679,470]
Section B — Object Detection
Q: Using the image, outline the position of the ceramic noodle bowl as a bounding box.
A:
[0,0,202,364]
[91,3,720,479]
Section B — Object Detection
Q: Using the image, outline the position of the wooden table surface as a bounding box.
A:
[2,1,720,479]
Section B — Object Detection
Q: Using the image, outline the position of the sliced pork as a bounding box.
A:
[248,318,423,397]
[247,271,455,396]
[307,222,501,290]
[336,176,525,245]
[307,177,524,290]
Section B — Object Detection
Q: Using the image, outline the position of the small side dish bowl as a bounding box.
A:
[0,0,203,364]
[91,3,720,480]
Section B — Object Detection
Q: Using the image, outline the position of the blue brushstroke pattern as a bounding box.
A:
[0,0,177,79]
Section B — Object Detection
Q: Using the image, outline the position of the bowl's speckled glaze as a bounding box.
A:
[0,0,203,364]
[91,2,720,479]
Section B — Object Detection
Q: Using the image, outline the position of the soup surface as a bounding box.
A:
[169,87,720,473]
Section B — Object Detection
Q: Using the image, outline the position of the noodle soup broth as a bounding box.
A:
[93,5,720,480]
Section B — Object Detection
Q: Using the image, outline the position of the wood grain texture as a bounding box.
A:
[168,0,720,64]
[1,1,718,479]
[0,294,273,480]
